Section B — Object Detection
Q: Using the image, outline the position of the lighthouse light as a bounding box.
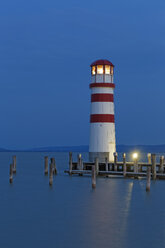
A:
[105,65,110,74]
[92,66,96,75]
[97,65,103,74]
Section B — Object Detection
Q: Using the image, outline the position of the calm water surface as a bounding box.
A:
[0,152,165,248]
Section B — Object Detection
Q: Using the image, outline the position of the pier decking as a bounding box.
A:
[65,153,165,178]
[65,153,165,191]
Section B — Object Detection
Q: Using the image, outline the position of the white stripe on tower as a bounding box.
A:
[91,87,114,94]
[90,102,114,115]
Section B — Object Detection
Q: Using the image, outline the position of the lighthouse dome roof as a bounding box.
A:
[90,59,114,67]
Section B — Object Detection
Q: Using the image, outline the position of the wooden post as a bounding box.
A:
[53,159,57,175]
[159,156,164,174]
[95,157,99,175]
[114,152,118,171]
[92,164,96,189]
[77,154,81,170]
[9,164,13,183]
[69,152,72,175]
[50,157,55,165]
[50,158,54,174]
[78,154,83,171]
[49,163,53,186]
[13,155,16,174]
[151,154,156,180]
[50,158,57,175]
[79,158,83,176]
[133,158,138,173]
[139,163,142,172]
[147,153,151,164]
[133,155,138,179]
[146,166,151,192]
[123,153,126,177]
[44,156,48,175]
[78,154,83,176]
[105,157,108,171]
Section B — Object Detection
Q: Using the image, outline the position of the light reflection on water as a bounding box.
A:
[0,152,165,248]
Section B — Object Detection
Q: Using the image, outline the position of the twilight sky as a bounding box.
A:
[0,0,165,149]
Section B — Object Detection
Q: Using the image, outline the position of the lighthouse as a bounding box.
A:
[89,59,116,162]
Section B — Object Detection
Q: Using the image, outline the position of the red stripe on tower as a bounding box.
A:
[90,83,115,88]
[91,93,114,102]
[90,114,115,123]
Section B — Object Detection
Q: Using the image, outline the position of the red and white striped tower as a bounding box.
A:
[89,59,116,162]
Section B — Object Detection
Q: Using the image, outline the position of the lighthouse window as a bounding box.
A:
[105,65,110,74]
[111,66,114,75]
[97,65,103,74]
[92,66,96,75]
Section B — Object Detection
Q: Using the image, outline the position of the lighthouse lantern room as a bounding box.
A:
[89,59,116,162]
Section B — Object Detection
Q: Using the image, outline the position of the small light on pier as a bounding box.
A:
[132,153,138,160]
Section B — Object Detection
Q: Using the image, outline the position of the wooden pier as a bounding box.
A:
[65,153,165,189]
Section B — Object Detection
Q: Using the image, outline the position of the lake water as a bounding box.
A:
[0,152,165,248]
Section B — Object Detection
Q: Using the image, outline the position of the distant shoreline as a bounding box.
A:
[1,144,165,153]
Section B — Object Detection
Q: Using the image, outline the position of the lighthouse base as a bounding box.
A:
[89,152,114,163]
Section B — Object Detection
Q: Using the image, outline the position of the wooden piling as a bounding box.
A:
[80,158,83,171]
[49,163,53,186]
[105,157,108,172]
[147,153,151,164]
[146,166,151,192]
[12,155,16,174]
[123,153,126,177]
[95,157,99,175]
[69,152,73,175]
[44,156,48,175]
[133,157,138,179]
[54,159,57,175]
[133,158,138,173]
[50,158,54,174]
[50,158,57,175]
[77,154,81,170]
[9,164,13,183]
[139,163,142,172]
[80,158,83,176]
[50,157,55,164]
[77,154,83,176]
[151,154,156,180]
[92,164,96,189]
[114,152,118,171]
[51,158,57,175]
[159,156,164,174]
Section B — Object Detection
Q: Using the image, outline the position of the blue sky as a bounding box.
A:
[0,0,165,149]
